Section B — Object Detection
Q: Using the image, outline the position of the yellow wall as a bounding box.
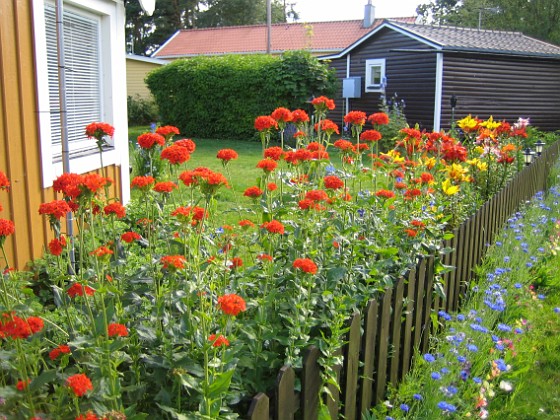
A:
[126,58,164,100]
[0,1,121,269]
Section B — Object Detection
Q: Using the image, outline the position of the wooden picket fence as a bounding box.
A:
[246,141,560,420]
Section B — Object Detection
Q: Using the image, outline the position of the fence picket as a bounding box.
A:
[399,268,417,379]
[412,259,426,352]
[326,348,342,419]
[360,299,379,414]
[389,278,405,386]
[374,289,393,404]
[342,312,361,420]
[302,346,320,420]
[420,256,435,354]
[248,393,269,420]
[276,366,296,420]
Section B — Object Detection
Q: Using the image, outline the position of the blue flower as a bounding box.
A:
[503,256,510,263]
[515,328,524,334]
[495,359,508,372]
[470,323,488,333]
[554,307,560,313]
[400,404,410,412]
[431,372,441,380]
[386,417,394,420]
[456,314,465,322]
[413,393,423,400]
[497,323,511,332]
[538,294,546,300]
[457,355,466,363]
[467,344,478,352]
[495,343,504,351]
[496,241,503,247]
[526,262,533,268]
[473,377,482,384]
[357,209,365,218]
[437,401,457,413]
[423,353,435,363]
[440,367,449,374]
[514,283,522,289]
[325,164,336,175]
[460,370,469,380]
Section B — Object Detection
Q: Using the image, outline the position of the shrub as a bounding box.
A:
[146,51,337,139]
[127,94,159,125]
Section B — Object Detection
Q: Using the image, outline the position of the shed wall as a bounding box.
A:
[126,58,164,99]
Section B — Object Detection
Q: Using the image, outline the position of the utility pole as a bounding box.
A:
[267,0,272,53]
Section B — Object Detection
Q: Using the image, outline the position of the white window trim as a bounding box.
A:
[32,0,130,202]
[365,58,386,93]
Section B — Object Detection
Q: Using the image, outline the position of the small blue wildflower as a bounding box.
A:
[460,370,469,381]
[503,256,510,263]
[423,353,435,363]
[492,335,500,342]
[431,372,441,380]
[526,262,533,268]
[440,367,449,374]
[150,122,157,132]
[457,355,466,363]
[325,164,336,175]
[538,294,545,300]
[413,394,423,401]
[473,377,482,384]
[475,317,483,324]
[554,307,560,313]
[495,343,504,351]
[469,309,478,317]
[456,314,465,322]
[514,283,522,289]
[438,310,452,321]
[470,323,488,333]
[496,241,502,247]
[515,328,524,334]
[495,359,508,372]
[437,401,457,413]
[497,323,511,332]
[386,417,394,420]
[400,404,410,413]
[538,247,545,253]
[467,344,478,352]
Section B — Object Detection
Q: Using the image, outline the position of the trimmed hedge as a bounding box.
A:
[146,51,338,139]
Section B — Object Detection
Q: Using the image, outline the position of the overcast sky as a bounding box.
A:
[293,0,424,22]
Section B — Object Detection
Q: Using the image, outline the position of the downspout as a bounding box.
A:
[266,0,271,53]
[345,54,351,117]
[433,51,443,131]
[55,0,75,271]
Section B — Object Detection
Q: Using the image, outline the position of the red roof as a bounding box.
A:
[153,18,416,58]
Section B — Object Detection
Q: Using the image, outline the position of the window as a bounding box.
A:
[33,0,129,196]
[365,58,386,92]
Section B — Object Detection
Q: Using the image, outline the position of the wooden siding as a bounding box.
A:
[0,1,121,269]
[327,27,438,130]
[441,53,560,131]
[126,58,164,99]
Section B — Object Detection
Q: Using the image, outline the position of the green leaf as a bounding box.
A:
[327,267,347,282]
[318,403,331,420]
[30,369,57,392]
[156,404,190,420]
[442,232,455,240]
[208,369,234,399]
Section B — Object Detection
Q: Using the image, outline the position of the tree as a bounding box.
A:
[416,0,560,45]
[196,0,290,27]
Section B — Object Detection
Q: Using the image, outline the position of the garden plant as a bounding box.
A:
[0,99,552,419]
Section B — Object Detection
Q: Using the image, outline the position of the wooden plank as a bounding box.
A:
[454,223,466,309]
[399,268,416,380]
[302,346,320,420]
[389,278,405,386]
[326,348,342,419]
[360,298,378,414]
[447,231,458,312]
[460,219,471,297]
[412,258,426,351]
[276,366,296,420]
[248,393,269,420]
[374,289,393,404]
[420,256,435,354]
[442,236,452,312]
[342,312,361,420]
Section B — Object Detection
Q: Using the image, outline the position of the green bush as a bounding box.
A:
[146,51,338,139]
[127,94,159,126]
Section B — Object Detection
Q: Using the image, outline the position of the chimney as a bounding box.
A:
[364,0,375,27]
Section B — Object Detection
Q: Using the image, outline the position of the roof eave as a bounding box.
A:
[441,46,560,60]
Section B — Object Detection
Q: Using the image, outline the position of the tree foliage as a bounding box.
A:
[416,0,560,45]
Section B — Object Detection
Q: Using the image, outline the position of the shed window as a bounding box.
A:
[365,59,386,92]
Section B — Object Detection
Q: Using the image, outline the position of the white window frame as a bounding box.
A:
[365,58,386,93]
[32,0,130,202]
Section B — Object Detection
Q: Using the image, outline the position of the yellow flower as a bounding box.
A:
[476,161,488,171]
[457,114,479,132]
[480,116,501,130]
[443,163,469,181]
[424,157,437,170]
[473,146,484,155]
[466,158,480,166]
[442,179,460,196]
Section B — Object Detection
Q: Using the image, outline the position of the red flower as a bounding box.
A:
[0,314,32,339]
[161,144,191,165]
[305,189,329,202]
[395,182,407,190]
[344,111,367,126]
[208,334,230,347]
[82,174,111,194]
[264,146,284,161]
[85,122,114,139]
[368,112,390,126]
[49,344,71,360]
[156,125,180,139]
[267,182,277,191]
[0,219,15,238]
[238,219,255,228]
[256,159,278,173]
[216,149,239,161]
[244,186,263,198]
[0,171,10,191]
[375,189,395,199]
[175,138,196,153]
[53,173,83,199]
[161,255,187,270]
[360,130,382,142]
[271,107,293,124]
[257,253,273,262]
[90,246,113,258]
[315,119,339,135]
[291,109,310,124]
[107,323,128,337]
[172,206,207,224]
[411,220,426,228]
[121,231,141,244]
[153,181,177,193]
[66,373,93,397]
[254,116,278,131]
[404,188,422,199]
[311,96,335,111]
[16,379,31,391]
[421,172,435,184]
[229,257,243,269]
[324,175,344,190]
[103,202,126,218]
[76,411,102,420]
[131,175,155,190]
[333,139,354,152]
[217,294,247,316]
[49,235,67,256]
[39,200,71,220]
[67,283,95,298]
[405,228,418,237]
[137,132,165,149]
[261,220,285,234]
[293,258,318,274]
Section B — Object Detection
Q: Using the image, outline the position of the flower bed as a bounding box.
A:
[0,103,551,419]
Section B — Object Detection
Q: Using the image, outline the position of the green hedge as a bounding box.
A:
[146,51,338,139]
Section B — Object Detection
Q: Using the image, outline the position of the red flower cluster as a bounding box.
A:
[261,220,285,234]
[360,130,382,142]
[344,111,367,126]
[67,283,95,298]
[161,144,191,165]
[256,158,278,173]
[311,96,335,111]
[244,186,263,198]
[121,231,141,243]
[175,138,197,153]
[229,257,243,269]
[217,294,247,316]
[160,255,187,270]
[53,173,83,199]
[264,146,284,161]
[376,189,396,199]
[208,334,230,347]
[66,373,93,397]
[216,149,239,161]
[49,344,71,360]
[271,107,293,124]
[0,313,44,339]
[0,219,15,238]
[82,174,111,194]
[153,181,177,194]
[368,112,390,126]
[155,125,180,138]
[48,235,67,256]
[324,175,344,190]
[131,176,155,190]
[315,119,340,135]
[108,323,128,337]
[254,115,278,131]
[90,245,113,258]
[333,139,354,152]
[267,182,277,191]
[291,109,310,124]
[257,253,273,262]
[103,202,126,218]
[39,200,72,220]
[85,122,115,139]
[171,206,207,224]
[305,189,329,202]
[0,171,10,191]
[16,379,31,391]
[76,411,107,420]
[238,219,255,228]
[137,132,165,149]
[293,258,318,275]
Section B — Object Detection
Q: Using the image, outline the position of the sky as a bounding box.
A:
[293,0,424,22]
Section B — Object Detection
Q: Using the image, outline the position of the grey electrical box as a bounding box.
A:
[343,77,362,98]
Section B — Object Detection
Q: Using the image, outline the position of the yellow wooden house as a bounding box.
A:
[0,0,130,269]
[126,54,168,100]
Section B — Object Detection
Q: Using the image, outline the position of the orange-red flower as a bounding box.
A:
[291,109,310,124]
[208,334,230,347]
[108,323,128,337]
[82,174,111,194]
[52,173,83,199]
[217,294,247,316]
[66,373,93,397]
[85,122,114,140]
[238,219,255,228]
[39,200,72,220]
[137,132,165,149]
[156,125,180,139]
[311,96,335,111]
[376,189,395,199]
[48,235,67,256]
[16,379,31,391]
[103,202,126,218]
[229,257,243,269]
[131,175,155,190]
[256,158,278,173]
[121,231,141,243]
[160,255,187,270]
[254,116,278,131]
[153,181,177,194]
[315,119,339,135]
[0,219,15,238]
[244,186,263,198]
[324,175,344,190]
[257,253,273,262]
[267,182,277,191]
[360,130,382,142]
[261,220,285,234]
[175,138,196,152]
[49,344,71,360]
[344,111,367,126]
[67,283,95,298]
[333,139,354,152]
[76,411,103,420]
[27,317,44,334]
[293,258,318,274]
[0,314,31,339]
[368,112,390,126]
[271,107,293,124]
[305,189,329,202]
[172,206,207,224]
[90,246,113,258]
[217,149,239,161]
[264,146,284,161]
[161,144,191,165]
[0,171,10,191]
